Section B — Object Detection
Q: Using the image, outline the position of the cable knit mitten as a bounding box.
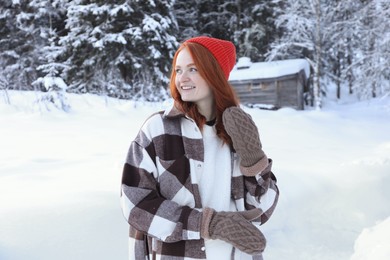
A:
[201,207,266,255]
[223,106,268,175]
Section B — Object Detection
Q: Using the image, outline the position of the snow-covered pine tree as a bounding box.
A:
[0,0,67,95]
[352,0,390,99]
[195,0,237,40]
[233,0,279,62]
[174,1,240,45]
[321,0,360,99]
[173,0,201,41]
[320,0,363,100]
[0,0,38,91]
[130,0,178,101]
[33,28,70,112]
[267,0,330,109]
[60,0,178,101]
[269,0,389,102]
[24,0,70,111]
[174,0,278,62]
[0,0,12,103]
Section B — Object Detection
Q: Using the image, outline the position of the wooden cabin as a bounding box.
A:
[229,57,311,110]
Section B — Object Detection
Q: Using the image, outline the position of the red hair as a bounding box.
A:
[169,41,240,146]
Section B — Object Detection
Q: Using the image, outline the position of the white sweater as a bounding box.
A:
[199,125,256,260]
[198,125,236,259]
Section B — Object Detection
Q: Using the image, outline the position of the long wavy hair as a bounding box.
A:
[169,41,239,146]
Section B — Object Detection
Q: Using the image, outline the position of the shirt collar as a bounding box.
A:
[163,102,186,119]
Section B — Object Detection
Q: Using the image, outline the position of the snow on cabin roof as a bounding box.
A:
[229,57,311,81]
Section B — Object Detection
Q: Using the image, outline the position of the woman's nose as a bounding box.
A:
[179,71,190,82]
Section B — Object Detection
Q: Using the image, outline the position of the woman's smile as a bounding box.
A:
[181,85,196,90]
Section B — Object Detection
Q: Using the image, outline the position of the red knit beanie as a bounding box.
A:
[185,36,236,80]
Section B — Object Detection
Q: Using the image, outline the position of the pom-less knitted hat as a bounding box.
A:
[185,36,236,80]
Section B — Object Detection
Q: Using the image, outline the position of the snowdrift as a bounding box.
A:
[0,90,389,260]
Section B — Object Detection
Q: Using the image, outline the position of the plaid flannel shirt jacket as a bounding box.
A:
[121,104,279,260]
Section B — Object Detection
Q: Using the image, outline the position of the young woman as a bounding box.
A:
[121,36,279,260]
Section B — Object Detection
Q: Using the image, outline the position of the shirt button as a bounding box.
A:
[197,164,202,168]
[201,246,205,251]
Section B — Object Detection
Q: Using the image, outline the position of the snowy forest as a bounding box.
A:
[1,0,389,109]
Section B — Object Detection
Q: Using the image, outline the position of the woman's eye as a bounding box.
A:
[175,69,182,74]
[189,67,198,72]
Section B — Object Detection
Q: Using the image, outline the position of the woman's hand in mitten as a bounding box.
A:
[222,106,269,176]
[201,207,266,255]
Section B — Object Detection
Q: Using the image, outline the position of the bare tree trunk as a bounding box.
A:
[336,52,341,99]
[0,85,11,105]
[346,45,353,94]
[0,74,11,104]
[314,0,322,109]
[313,63,321,109]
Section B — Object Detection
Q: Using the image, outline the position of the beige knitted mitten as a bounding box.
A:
[223,107,268,174]
[201,207,266,255]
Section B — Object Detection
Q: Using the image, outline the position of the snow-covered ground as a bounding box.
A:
[0,90,389,260]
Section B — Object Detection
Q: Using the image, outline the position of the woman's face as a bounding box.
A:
[175,47,214,109]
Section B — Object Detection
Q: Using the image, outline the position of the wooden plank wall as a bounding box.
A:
[229,70,306,110]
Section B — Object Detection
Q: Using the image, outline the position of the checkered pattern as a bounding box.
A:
[120,104,279,260]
